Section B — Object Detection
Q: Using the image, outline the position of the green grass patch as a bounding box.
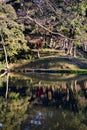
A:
[56,69,87,74]
[9,56,87,75]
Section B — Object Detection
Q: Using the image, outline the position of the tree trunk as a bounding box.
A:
[1,33,9,71]
[73,45,76,57]
[2,44,9,70]
[5,73,9,99]
[37,49,40,58]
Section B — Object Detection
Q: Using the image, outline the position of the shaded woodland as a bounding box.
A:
[0,0,87,69]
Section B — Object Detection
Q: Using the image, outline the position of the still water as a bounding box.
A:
[0,73,87,130]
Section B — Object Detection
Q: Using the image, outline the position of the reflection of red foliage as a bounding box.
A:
[37,87,44,97]
[37,90,41,97]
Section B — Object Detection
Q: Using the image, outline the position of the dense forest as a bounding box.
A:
[0,0,87,71]
[0,1,87,129]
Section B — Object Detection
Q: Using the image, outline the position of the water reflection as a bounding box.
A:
[0,73,87,130]
[29,78,87,113]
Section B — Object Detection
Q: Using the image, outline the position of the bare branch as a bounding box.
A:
[0,71,7,78]
[26,15,79,41]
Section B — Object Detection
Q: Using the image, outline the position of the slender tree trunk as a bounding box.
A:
[2,44,9,70]
[37,49,40,58]
[73,45,76,57]
[1,33,9,71]
[5,73,9,100]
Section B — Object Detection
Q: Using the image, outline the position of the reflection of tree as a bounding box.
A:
[44,109,87,130]
[0,74,87,129]
[25,107,87,130]
[0,75,7,88]
[1,75,87,113]
[5,73,9,100]
[29,79,87,113]
[0,74,31,129]
[0,98,29,130]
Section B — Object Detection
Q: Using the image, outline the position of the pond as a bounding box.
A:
[0,73,87,130]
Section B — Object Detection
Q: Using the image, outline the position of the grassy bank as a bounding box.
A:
[54,69,87,74]
[9,56,87,74]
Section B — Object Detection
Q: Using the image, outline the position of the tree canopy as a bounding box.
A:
[0,3,28,61]
[0,0,87,63]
